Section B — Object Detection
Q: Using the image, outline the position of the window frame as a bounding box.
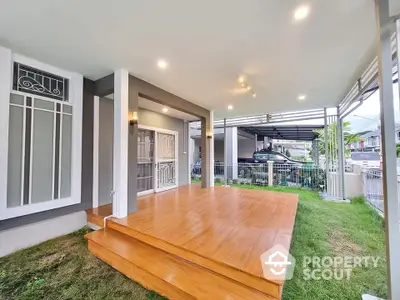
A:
[0,52,83,220]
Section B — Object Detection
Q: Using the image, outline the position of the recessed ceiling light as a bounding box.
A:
[298,94,306,101]
[157,59,168,69]
[238,76,245,83]
[162,107,168,112]
[294,5,310,20]
[247,86,251,91]
[252,92,256,98]
[241,83,246,88]
[228,105,233,110]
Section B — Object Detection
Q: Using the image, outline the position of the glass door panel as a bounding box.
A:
[137,129,154,193]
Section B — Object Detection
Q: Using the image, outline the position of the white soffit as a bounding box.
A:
[0,0,382,119]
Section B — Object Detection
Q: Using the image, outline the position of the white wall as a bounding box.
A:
[0,211,86,257]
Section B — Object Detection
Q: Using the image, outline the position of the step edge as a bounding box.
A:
[87,230,279,300]
[107,221,281,298]
[88,238,194,300]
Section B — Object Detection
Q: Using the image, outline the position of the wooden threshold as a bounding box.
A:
[86,205,113,228]
[85,228,277,300]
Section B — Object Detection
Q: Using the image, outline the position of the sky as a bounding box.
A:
[345,80,399,133]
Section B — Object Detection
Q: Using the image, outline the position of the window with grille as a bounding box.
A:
[7,64,73,208]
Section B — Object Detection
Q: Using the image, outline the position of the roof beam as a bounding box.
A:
[129,75,209,119]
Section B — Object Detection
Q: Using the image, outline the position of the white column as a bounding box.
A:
[0,46,12,218]
[375,1,400,299]
[208,111,214,187]
[337,106,346,199]
[268,161,273,186]
[397,19,400,112]
[223,118,228,185]
[226,127,238,179]
[92,96,99,208]
[113,69,129,218]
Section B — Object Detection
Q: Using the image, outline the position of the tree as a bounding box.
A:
[285,149,291,157]
[314,121,361,157]
[396,143,400,157]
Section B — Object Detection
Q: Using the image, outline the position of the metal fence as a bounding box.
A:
[191,162,325,190]
[362,168,385,213]
[362,167,400,214]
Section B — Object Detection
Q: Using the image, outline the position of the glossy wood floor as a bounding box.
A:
[86,184,298,299]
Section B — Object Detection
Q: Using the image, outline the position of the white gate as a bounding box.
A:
[155,132,178,192]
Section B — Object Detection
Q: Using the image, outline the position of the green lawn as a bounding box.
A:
[0,186,386,300]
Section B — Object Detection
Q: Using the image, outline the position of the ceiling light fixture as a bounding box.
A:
[238,76,245,83]
[228,105,233,110]
[294,5,310,20]
[252,92,256,98]
[298,94,306,101]
[241,83,246,88]
[247,86,251,91]
[162,107,168,113]
[157,59,168,69]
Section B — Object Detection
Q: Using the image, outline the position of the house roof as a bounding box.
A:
[360,124,400,138]
[239,125,323,141]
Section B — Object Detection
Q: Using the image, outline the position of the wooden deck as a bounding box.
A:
[85,184,298,300]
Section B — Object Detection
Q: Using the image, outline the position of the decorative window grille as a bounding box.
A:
[13,62,69,101]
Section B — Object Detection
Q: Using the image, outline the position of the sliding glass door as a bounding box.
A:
[137,127,178,195]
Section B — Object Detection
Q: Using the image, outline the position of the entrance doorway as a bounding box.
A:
[137,126,178,196]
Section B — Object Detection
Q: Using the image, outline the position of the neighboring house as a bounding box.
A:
[347,124,400,153]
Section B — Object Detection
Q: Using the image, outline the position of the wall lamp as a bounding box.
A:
[129,111,138,126]
[207,132,213,139]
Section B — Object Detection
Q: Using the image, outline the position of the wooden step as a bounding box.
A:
[107,219,282,298]
[85,205,113,228]
[85,228,278,300]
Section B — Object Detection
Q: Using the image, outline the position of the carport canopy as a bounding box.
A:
[239,125,324,141]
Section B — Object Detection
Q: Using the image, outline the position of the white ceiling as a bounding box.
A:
[0,1,396,120]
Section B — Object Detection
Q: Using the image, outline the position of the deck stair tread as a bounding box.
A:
[85,228,278,300]
[107,219,282,297]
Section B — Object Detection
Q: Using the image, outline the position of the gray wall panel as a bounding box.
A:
[98,97,113,206]
[0,78,94,232]
[31,109,54,203]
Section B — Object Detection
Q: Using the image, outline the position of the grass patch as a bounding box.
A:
[229,185,387,300]
[0,227,166,300]
[350,195,366,205]
[1,185,386,300]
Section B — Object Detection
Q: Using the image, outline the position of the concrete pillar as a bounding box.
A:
[268,161,273,186]
[263,136,267,149]
[337,107,346,200]
[113,69,129,218]
[312,139,318,164]
[375,1,400,298]
[225,127,238,179]
[201,111,214,187]
[324,108,329,194]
